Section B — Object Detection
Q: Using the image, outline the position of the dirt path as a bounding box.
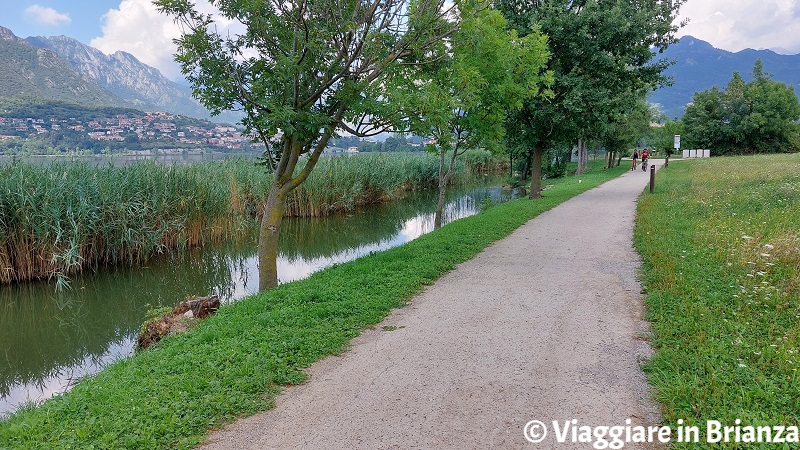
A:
[200,165,662,449]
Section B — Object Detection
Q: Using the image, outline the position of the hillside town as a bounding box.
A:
[0,111,258,152]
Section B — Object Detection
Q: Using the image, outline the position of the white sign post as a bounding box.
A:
[674,134,680,150]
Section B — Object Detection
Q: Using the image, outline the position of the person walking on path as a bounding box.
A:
[631,149,639,171]
[200,167,662,450]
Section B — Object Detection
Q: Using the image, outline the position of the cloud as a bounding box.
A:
[676,0,800,55]
[91,0,244,82]
[25,5,72,26]
[91,0,183,80]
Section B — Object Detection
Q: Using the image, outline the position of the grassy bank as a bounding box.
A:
[0,162,626,449]
[0,153,462,285]
[635,154,800,447]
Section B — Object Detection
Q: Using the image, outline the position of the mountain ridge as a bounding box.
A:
[650,35,800,119]
[3,24,798,125]
[24,34,242,123]
[0,26,129,110]
[0,25,241,123]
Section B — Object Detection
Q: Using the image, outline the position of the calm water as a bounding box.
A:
[0,180,515,415]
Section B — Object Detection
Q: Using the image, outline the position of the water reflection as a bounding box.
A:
[0,182,514,415]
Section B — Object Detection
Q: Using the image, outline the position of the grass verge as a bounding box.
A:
[635,154,800,447]
[0,162,626,449]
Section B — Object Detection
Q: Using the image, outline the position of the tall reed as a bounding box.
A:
[0,159,271,285]
[286,152,450,217]
[0,152,478,284]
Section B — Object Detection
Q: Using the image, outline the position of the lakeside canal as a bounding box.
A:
[0,180,515,415]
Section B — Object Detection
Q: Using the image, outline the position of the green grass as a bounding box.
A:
[635,153,800,447]
[0,162,626,449]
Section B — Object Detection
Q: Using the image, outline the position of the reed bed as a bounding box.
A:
[287,152,450,217]
[0,160,269,285]
[0,152,473,284]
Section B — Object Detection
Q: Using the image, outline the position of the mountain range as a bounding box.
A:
[1,24,798,124]
[0,25,241,123]
[650,36,800,120]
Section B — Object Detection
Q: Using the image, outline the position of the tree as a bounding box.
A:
[682,59,800,154]
[156,0,460,290]
[496,0,684,196]
[644,115,682,164]
[400,3,550,228]
[598,92,651,168]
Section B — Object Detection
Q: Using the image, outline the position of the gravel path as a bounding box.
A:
[200,165,663,449]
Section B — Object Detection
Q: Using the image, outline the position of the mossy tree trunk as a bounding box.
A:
[258,183,287,291]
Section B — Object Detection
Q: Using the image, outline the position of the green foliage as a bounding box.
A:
[461,148,506,172]
[597,94,653,164]
[397,1,549,218]
[0,163,627,449]
[643,118,683,156]
[682,59,800,154]
[156,0,464,288]
[542,146,570,178]
[401,3,549,156]
[0,159,266,284]
[635,154,800,447]
[155,0,457,155]
[497,0,684,185]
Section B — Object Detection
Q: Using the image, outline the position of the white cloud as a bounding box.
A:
[91,0,183,80]
[676,0,800,55]
[25,5,72,26]
[91,0,245,82]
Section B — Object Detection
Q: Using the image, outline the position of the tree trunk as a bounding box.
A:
[434,179,447,229]
[258,182,287,291]
[521,150,531,181]
[575,139,586,175]
[434,145,457,229]
[528,142,543,199]
[665,153,669,167]
[582,141,589,168]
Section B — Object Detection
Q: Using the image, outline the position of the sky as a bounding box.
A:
[1,0,799,82]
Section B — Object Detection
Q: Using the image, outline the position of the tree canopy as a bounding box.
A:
[156,0,463,289]
[682,59,800,154]
[397,2,551,226]
[495,0,684,194]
